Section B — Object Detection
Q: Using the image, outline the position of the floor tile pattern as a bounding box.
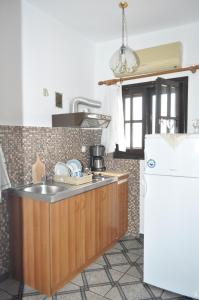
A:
[0,235,192,300]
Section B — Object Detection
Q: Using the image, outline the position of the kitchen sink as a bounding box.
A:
[15,176,117,202]
[92,175,109,182]
[23,184,66,195]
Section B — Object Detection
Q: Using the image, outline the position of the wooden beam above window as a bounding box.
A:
[98,64,199,86]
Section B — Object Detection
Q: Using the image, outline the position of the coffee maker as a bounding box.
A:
[90,145,106,171]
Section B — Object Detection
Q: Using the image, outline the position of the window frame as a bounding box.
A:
[123,88,145,154]
[114,76,188,160]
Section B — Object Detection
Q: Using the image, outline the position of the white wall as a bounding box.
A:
[94,22,199,233]
[0,0,23,125]
[94,22,199,132]
[22,0,95,127]
[0,0,95,127]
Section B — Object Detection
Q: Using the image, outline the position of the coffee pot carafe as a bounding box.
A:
[90,145,106,171]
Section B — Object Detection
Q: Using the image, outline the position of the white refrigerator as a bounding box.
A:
[144,134,199,299]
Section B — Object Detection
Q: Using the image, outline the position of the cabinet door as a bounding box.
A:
[84,190,97,260]
[95,183,117,252]
[50,190,97,293]
[117,180,128,238]
[22,198,51,295]
[51,194,82,291]
[50,183,117,294]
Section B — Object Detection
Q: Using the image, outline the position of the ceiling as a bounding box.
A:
[27,0,199,42]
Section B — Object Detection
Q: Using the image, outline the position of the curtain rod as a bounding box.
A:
[98,64,199,86]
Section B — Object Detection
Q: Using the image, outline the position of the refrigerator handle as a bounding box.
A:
[143,175,147,198]
[144,151,148,171]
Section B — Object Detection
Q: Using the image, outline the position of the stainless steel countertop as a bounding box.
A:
[14,176,117,203]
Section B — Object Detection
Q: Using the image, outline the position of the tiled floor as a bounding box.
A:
[0,235,192,300]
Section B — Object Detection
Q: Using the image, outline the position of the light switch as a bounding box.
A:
[43,88,49,97]
[81,145,86,153]
[55,92,63,108]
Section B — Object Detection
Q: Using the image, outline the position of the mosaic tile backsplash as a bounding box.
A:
[0,125,140,277]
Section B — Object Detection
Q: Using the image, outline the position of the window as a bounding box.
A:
[114,77,188,159]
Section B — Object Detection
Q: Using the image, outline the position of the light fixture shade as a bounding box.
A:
[109,1,139,77]
[110,45,139,77]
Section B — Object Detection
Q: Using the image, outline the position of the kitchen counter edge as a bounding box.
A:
[12,177,118,203]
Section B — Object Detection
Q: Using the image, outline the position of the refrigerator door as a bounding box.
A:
[175,134,199,177]
[144,174,199,299]
[145,134,199,177]
[145,134,176,176]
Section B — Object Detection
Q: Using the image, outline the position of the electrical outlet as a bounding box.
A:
[81,145,86,153]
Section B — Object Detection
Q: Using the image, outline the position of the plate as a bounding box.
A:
[54,162,70,176]
[66,160,82,171]
[66,159,82,176]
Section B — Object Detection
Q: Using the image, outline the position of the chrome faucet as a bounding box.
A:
[41,175,47,184]
[41,175,53,184]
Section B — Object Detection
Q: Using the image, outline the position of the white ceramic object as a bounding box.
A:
[192,119,199,133]
[54,162,70,176]
[66,159,82,177]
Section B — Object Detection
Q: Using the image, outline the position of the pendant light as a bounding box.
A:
[109,1,139,78]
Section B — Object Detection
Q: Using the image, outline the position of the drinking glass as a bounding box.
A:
[167,119,175,134]
[192,119,199,133]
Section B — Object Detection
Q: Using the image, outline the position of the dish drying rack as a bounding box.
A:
[53,174,92,185]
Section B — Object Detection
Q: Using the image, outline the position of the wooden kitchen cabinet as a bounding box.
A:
[9,182,121,296]
[99,171,129,239]
[9,196,51,294]
[116,175,128,238]
[50,183,118,292]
